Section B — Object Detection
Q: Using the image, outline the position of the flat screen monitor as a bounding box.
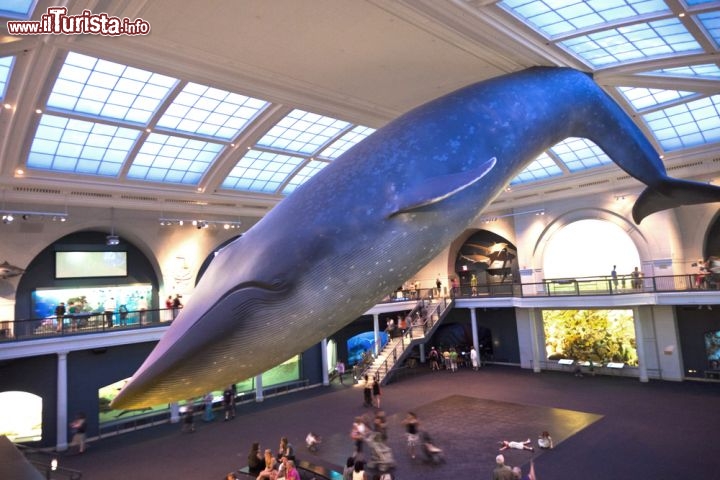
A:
[55,251,127,279]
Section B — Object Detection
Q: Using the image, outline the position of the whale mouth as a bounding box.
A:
[111,282,287,409]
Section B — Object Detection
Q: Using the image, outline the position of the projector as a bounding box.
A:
[106,235,120,246]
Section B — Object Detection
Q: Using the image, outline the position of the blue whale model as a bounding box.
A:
[112,67,720,408]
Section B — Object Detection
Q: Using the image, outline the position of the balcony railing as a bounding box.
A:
[0,307,176,343]
[0,273,716,344]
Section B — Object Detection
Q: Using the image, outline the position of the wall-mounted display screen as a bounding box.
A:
[56,251,127,278]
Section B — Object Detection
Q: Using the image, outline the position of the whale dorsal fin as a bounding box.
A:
[389,157,496,217]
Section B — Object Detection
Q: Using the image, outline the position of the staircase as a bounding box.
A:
[362,296,454,384]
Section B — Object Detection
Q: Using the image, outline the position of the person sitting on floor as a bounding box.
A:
[537,431,553,449]
[247,442,264,476]
[256,449,277,480]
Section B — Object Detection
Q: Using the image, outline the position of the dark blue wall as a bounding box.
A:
[3,338,326,447]
[437,307,520,363]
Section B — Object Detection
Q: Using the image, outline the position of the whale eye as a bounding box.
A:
[271,277,285,289]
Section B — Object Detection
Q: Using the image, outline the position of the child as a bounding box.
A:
[538,431,554,449]
[498,439,534,452]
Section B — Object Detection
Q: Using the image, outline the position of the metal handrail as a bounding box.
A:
[0,274,716,344]
[362,297,452,383]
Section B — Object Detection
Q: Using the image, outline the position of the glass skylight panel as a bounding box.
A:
[27,114,140,176]
[643,95,720,151]
[221,149,304,194]
[559,18,701,67]
[499,0,670,38]
[0,0,36,18]
[127,133,222,185]
[47,52,178,125]
[0,56,14,100]
[318,125,376,159]
[617,86,696,110]
[257,109,351,155]
[156,82,269,140]
[697,11,720,46]
[550,137,612,172]
[639,64,720,78]
[282,159,330,195]
[510,152,563,185]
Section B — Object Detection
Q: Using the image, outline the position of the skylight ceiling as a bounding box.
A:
[1,0,719,205]
[0,0,36,19]
[25,52,375,193]
[495,0,720,186]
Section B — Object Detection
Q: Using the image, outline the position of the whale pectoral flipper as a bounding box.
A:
[390,157,497,217]
[633,177,720,224]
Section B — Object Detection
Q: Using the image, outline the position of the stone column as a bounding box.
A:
[255,374,264,402]
[373,314,380,357]
[56,351,69,451]
[321,338,329,386]
[633,307,649,382]
[529,308,542,373]
[470,308,479,357]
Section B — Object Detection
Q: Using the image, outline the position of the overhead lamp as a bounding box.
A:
[0,209,68,223]
[158,217,242,230]
[107,207,120,245]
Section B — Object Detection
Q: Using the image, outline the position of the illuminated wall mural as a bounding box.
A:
[347,331,388,366]
[543,309,638,366]
[99,356,300,423]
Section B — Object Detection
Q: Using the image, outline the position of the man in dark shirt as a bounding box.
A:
[223,386,235,421]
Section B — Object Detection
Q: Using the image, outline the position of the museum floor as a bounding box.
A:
[57,365,720,480]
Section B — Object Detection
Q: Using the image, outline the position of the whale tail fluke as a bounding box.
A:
[633,177,720,224]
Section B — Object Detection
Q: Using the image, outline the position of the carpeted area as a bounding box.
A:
[55,366,720,479]
[386,395,602,471]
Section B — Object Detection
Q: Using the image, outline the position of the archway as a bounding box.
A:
[542,219,641,279]
[0,391,42,442]
[453,230,518,294]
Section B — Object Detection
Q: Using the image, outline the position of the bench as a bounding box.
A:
[236,466,260,478]
[297,460,343,480]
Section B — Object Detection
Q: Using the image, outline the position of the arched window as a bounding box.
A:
[543,219,640,279]
[0,391,42,442]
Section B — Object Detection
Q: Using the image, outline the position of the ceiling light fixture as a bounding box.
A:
[107,207,120,246]
[0,210,68,223]
[158,217,243,229]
